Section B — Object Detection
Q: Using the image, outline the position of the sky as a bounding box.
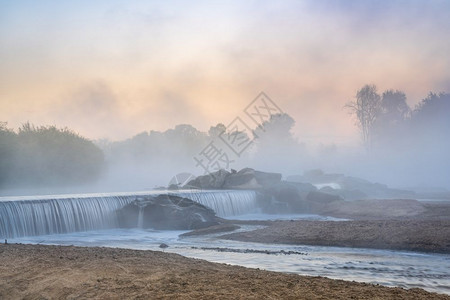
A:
[1,0,450,146]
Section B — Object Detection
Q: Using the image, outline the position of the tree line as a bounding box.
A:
[346,85,450,150]
[0,115,298,190]
[0,122,104,188]
[1,86,448,190]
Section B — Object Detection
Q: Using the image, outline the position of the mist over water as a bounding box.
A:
[1,2,450,299]
[92,93,450,194]
[1,1,450,195]
[1,97,449,196]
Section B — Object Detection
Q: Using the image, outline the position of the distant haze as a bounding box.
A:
[1,1,450,146]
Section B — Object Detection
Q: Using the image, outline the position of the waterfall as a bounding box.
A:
[137,205,144,229]
[0,196,134,239]
[175,190,257,217]
[0,190,257,238]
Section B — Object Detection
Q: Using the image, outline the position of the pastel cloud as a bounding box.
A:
[1,0,449,144]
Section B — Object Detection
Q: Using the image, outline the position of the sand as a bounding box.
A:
[220,219,450,253]
[317,199,450,220]
[2,201,449,298]
[1,244,449,299]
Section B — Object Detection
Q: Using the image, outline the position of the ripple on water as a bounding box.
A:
[11,228,450,296]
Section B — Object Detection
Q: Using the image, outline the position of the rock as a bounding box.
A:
[306,191,343,204]
[223,170,258,188]
[117,194,219,230]
[287,170,415,200]
[305,191,344,214]
[258,181,318,213]
[226,168,282,189]
[186,169,230,189]
[168,184,180,190]
[251,169,282,187]
[319,186,368,201]
[185,168,282,190]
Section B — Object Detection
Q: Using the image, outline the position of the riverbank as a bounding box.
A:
[1,244,448,299]
[220,219,450,253]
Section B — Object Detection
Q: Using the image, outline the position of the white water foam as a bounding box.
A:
[0,190,258,238]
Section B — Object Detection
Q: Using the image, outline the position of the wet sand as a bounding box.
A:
[1,244,449,299]
[215,200,450,253]
[220,219,450,253]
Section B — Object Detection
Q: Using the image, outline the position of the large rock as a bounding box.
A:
[305,191,344,214]
[224,168,282,189]
[258,181,320,213]
[185,168,282,190]
[184,169,230,189]
[319,186,368,201]
[306,191,343,204]
[117,194,219,230]
[287,170,415,200]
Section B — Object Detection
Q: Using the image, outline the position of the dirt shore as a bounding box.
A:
[316,199,450,220]
[220,219,450,253]
[1,244,449,299]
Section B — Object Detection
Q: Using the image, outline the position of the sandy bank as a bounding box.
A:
[1,244,449,299]
[315,199,450,220]
[220,219,450,253]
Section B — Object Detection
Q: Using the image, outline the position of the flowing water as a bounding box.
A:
[1,191,449,295]
[12,227,450,295]
[0,190,258,238]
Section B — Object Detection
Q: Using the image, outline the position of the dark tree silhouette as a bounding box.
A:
[253,113,298,156]
[0,123,105,187]
[411,92,450,139]
[380,90,410,123]
[254,113,296,141]
[373,89,410,144]
[0,123,17,187]
[208,123,226,138]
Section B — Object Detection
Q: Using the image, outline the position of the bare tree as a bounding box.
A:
[345,84,381,149]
